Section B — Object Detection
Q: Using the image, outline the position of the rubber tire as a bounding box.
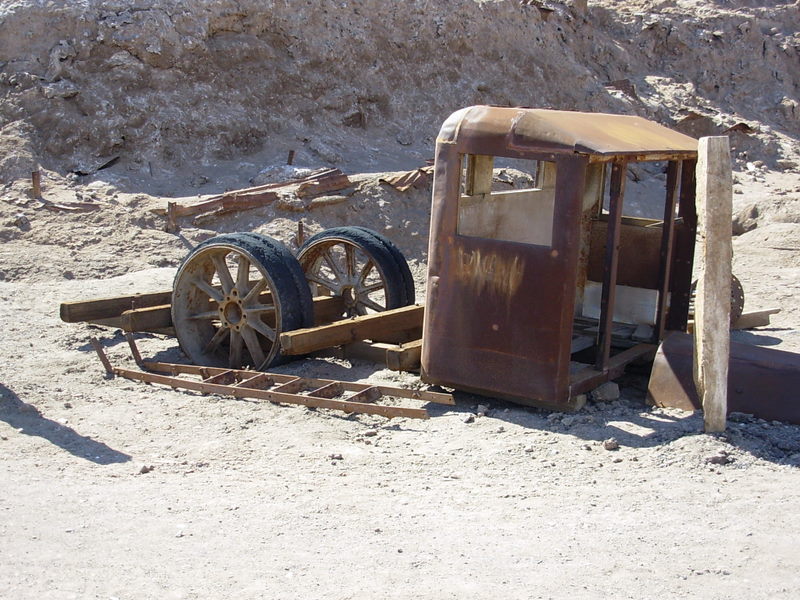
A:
[298,226,410,311]
[172,233,313,369]
[349,226,415,305]
[237,232,315,327]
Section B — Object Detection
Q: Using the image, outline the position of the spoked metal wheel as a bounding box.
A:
[172,233,313,369]
[297,226,413,318]
[689,273,745,324]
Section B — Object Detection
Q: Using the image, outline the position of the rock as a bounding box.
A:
[729,411,754,422]
[363,429,378,437]
[462,414,475,423]
[591,382,620,402]
[495,426,505,433]
[476,404,490,417]
[603,438,620,451]
[250,165,313,186]
[560,415,576,427]
[706,454,734,465]
[138,465,154,474]
[63,402,72,409]
[11,214,30,230]
[329,453,343,460]
[732,203,758,235]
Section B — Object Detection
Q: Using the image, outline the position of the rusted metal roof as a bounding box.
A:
[438,106,698,158]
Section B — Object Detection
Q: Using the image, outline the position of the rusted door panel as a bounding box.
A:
[423,152,586,407]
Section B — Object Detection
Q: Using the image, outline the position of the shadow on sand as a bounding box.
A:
[0,383,131,465]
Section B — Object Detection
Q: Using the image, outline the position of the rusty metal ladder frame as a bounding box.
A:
[90,336,453,420]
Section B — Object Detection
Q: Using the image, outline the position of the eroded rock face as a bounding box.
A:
[0,0,798,180]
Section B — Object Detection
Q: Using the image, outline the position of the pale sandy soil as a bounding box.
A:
[1,0,800,597]
[1,165,799,600]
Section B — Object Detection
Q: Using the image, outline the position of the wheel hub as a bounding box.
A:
[219,290,246,330]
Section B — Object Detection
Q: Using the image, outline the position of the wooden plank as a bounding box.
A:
[121,304,172,332]
[92,294,342,333]
[694,136,732,433]
[340,341,396,364]
[279,305,424,356]
[60,290,172,323]
[386,339,423,371]
[371,326,423,344]
[732,308,780,330]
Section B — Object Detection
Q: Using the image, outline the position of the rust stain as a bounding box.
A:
[455,247,524,300]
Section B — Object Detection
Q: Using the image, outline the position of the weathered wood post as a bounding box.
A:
[693,136,732,433]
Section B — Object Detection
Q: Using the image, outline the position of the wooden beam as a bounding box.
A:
[694,136,732,433]
[60,290,172,323]
[70,293,344,333]
[386,339,423,372]
[279,305,424,355]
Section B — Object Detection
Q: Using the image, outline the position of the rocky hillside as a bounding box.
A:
[0,0,798,186]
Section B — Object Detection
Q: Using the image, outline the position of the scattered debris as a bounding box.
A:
[706,452,734,466]
[379,166,433,192]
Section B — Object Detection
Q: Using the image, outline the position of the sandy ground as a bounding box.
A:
[1,164,799,599]
[1,0,799,596]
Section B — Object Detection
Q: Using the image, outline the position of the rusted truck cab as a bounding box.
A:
[421,106,699,410]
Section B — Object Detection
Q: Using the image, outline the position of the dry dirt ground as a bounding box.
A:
[2,0,800,598]
[1,166,799,600]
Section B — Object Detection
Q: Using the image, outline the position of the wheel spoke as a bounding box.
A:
[345,245,356,278]
[322,250,344,282]
[203,327,229,354]
[242,278,267,304]
[360,281,385,294]
[358,259,375,285]
[359,298,385,313]
[248,317,276,342]
[191,277,223,303]
[306,273,337,293]
[187,310,219,321]
[228,329,243,368]
[236,256,251,294]
[241,327,267,368]
[244,303,276,315]
[211,253,235,294]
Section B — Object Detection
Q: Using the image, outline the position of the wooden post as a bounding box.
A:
[166,201,178,233]
[31,170,42,198]
[693,136,732,433]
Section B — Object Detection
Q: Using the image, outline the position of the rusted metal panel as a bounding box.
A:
[666,159,698,332]
[587,220,664,289]
[648,332,800,425]
[423,106,699,410]
[596,160,627,372]
[437,106,698,159]
[654,161,682,341]
[422,146,587,409]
